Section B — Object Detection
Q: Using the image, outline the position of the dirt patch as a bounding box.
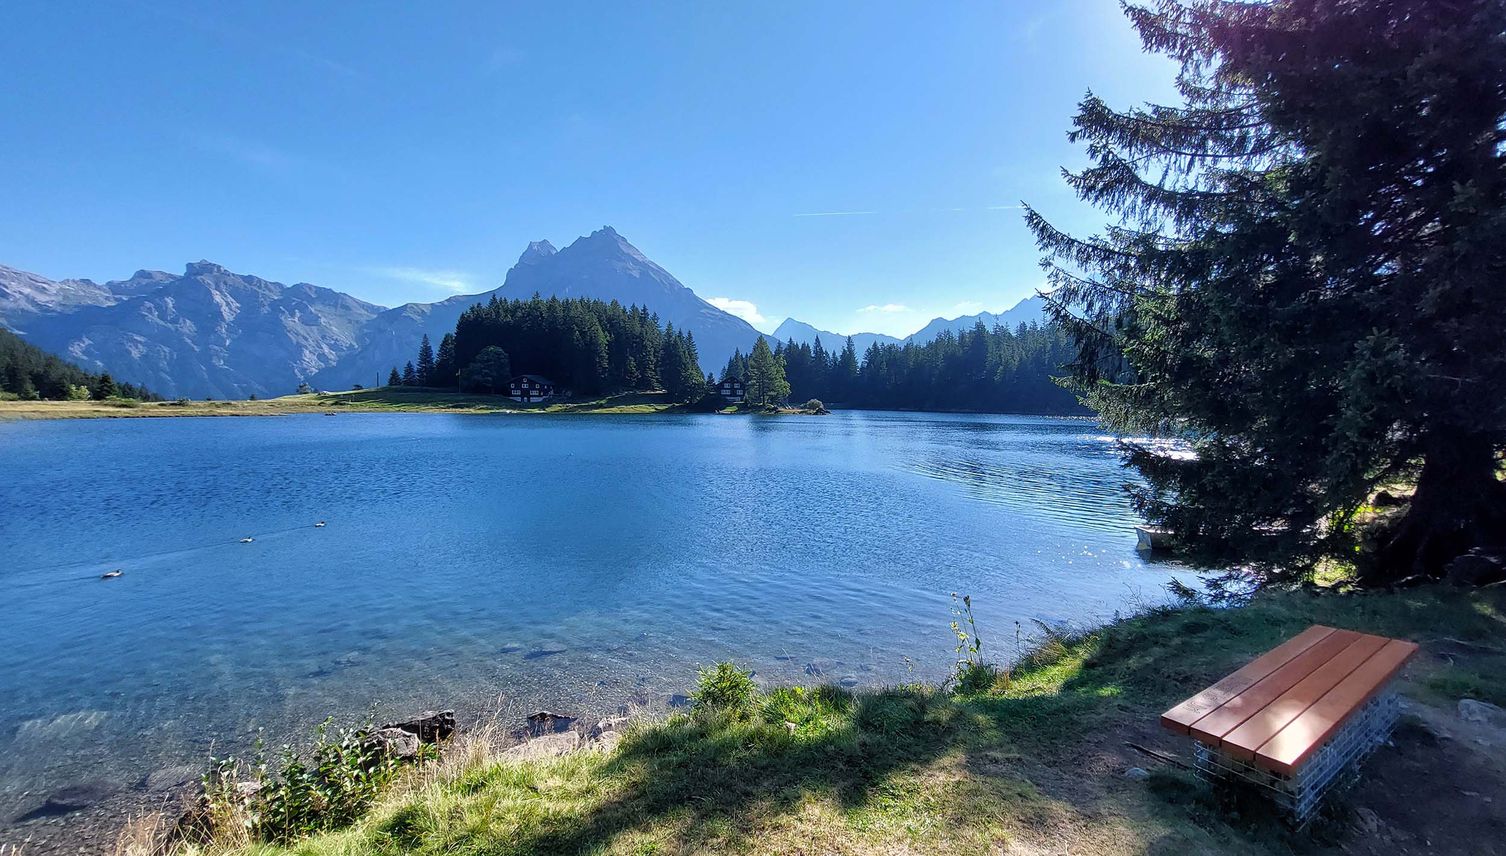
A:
[1339,701,1506,855]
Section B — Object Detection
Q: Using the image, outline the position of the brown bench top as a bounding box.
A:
[1161,624,1418,776]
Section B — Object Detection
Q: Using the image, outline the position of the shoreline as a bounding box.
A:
[18,584,1499,855]
[0,389,712,421]
[0,391,1089,423]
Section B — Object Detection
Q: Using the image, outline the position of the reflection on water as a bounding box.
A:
[0,411,1191,829]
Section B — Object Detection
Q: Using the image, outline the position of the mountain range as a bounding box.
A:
[769,295,1045,355]
[1,227,1047,399]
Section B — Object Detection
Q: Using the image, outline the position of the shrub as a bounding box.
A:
[801,398,826,413]
[203,719,426,845]
[691,661,758,717]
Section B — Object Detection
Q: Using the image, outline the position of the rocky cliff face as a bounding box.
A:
[311,227,764,390]
[6,262,383,399]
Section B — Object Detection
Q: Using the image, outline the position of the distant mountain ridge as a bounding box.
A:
[0,228,767,398]
[1,261,384,399]
[769,319,901,355]
[771,294,1047,352]
[903,295,1048,344]
[2,233,1050,399]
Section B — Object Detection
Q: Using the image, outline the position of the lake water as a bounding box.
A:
[0,411,1185,830]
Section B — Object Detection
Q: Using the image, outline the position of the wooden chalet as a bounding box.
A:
[509,374,557,403]
[716,377,746,402]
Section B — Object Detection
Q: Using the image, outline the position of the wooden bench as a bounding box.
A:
[1161,625,1418,819]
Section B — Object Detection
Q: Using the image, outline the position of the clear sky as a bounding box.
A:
[0,1,1177,337]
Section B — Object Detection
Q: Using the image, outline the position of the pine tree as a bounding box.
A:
[401,362,418,386]
[1027,0,1506,586]
[432,333,458,389]
[388,367,401,387]
[745,336,790,408]
[833,337,859,401]
[92,372,116,400]
[415,334,436,386]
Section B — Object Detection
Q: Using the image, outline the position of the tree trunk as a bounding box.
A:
[1363,432,1506,586]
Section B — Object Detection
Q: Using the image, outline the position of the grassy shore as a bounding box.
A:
[139,585,1505,856]
[0,388,726,420]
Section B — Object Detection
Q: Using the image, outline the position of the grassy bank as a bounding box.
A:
[140,585,1504,856]
[0,388,696,420]
[0,388,833,421]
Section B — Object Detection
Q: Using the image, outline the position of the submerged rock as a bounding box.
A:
[527,710,577,736]
[15,780,121,820]
[524,649,567,661]
[15,710,108,740]
[1123,767,1151,782]
[142,764,199,792]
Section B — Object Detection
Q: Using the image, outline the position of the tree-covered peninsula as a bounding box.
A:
[388,295,1085,415]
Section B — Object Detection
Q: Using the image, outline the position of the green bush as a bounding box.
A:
[204,719,427,845]
[691,661,758,717]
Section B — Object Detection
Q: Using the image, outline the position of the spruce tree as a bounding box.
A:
[1027,0,1506,586]
[745,336,790,408]
[387,367,401,387]
[401,362,418,386]
[833,337,859,401]
[415,334,436,386]
[92,372,116,400]
[433,333,458,389]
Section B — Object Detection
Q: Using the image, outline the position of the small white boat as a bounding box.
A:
[239,537,255,544]
[1135,526,1173,552]
[100,569,123,580]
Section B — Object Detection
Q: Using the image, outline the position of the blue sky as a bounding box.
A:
[0,1,1176,337]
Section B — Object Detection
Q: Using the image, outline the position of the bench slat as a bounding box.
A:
[1254,638,1419,776]
[1159,625,1335,734]
[1219,633,1389,761]
[1188,629,1362,746]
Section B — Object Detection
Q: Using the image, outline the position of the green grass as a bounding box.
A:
[154,585,1504,856]
[295,387,684,414]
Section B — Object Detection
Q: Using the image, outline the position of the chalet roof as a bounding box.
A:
[512,374,555,385]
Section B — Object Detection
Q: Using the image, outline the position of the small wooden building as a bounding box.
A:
[717,377,746,402]
[509,374,557,403]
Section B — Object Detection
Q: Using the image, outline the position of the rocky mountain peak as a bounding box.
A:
[567,225,649,264]
[518,240,558,265]
[185,260,227,277]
